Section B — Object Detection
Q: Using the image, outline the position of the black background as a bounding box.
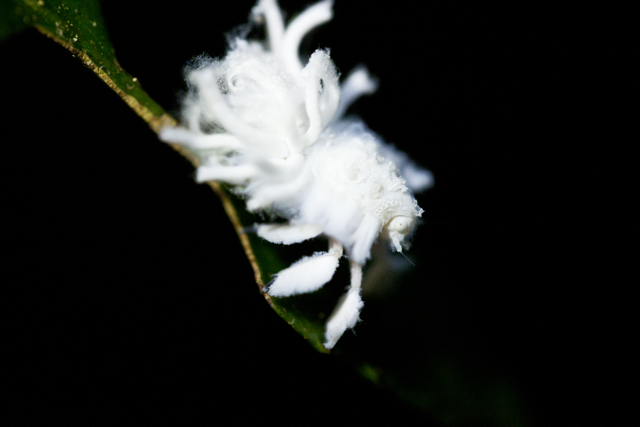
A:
[3,1,634,425]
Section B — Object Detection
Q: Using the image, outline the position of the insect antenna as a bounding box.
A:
[399,251,415,267]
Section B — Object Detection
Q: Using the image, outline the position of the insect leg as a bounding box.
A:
[350,214,381,264]
[256,223,323,245]
[324,259,364,350]
[267,238,343,297]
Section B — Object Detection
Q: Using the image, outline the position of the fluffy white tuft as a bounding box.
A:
[324,287,364,349]
[268,251,340,296]
[256,223,323,245]
[160,0,432,349]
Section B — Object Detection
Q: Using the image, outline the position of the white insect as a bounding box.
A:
[160,0,433,349]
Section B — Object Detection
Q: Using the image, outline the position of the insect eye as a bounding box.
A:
[388,216,412,233]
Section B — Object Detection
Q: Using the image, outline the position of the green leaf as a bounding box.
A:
[1,0,172,130]
[0,1,29,40]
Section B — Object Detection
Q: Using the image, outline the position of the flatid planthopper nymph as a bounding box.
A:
[160,0,433,349]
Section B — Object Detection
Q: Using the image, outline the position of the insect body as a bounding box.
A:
[160,0,432,349]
